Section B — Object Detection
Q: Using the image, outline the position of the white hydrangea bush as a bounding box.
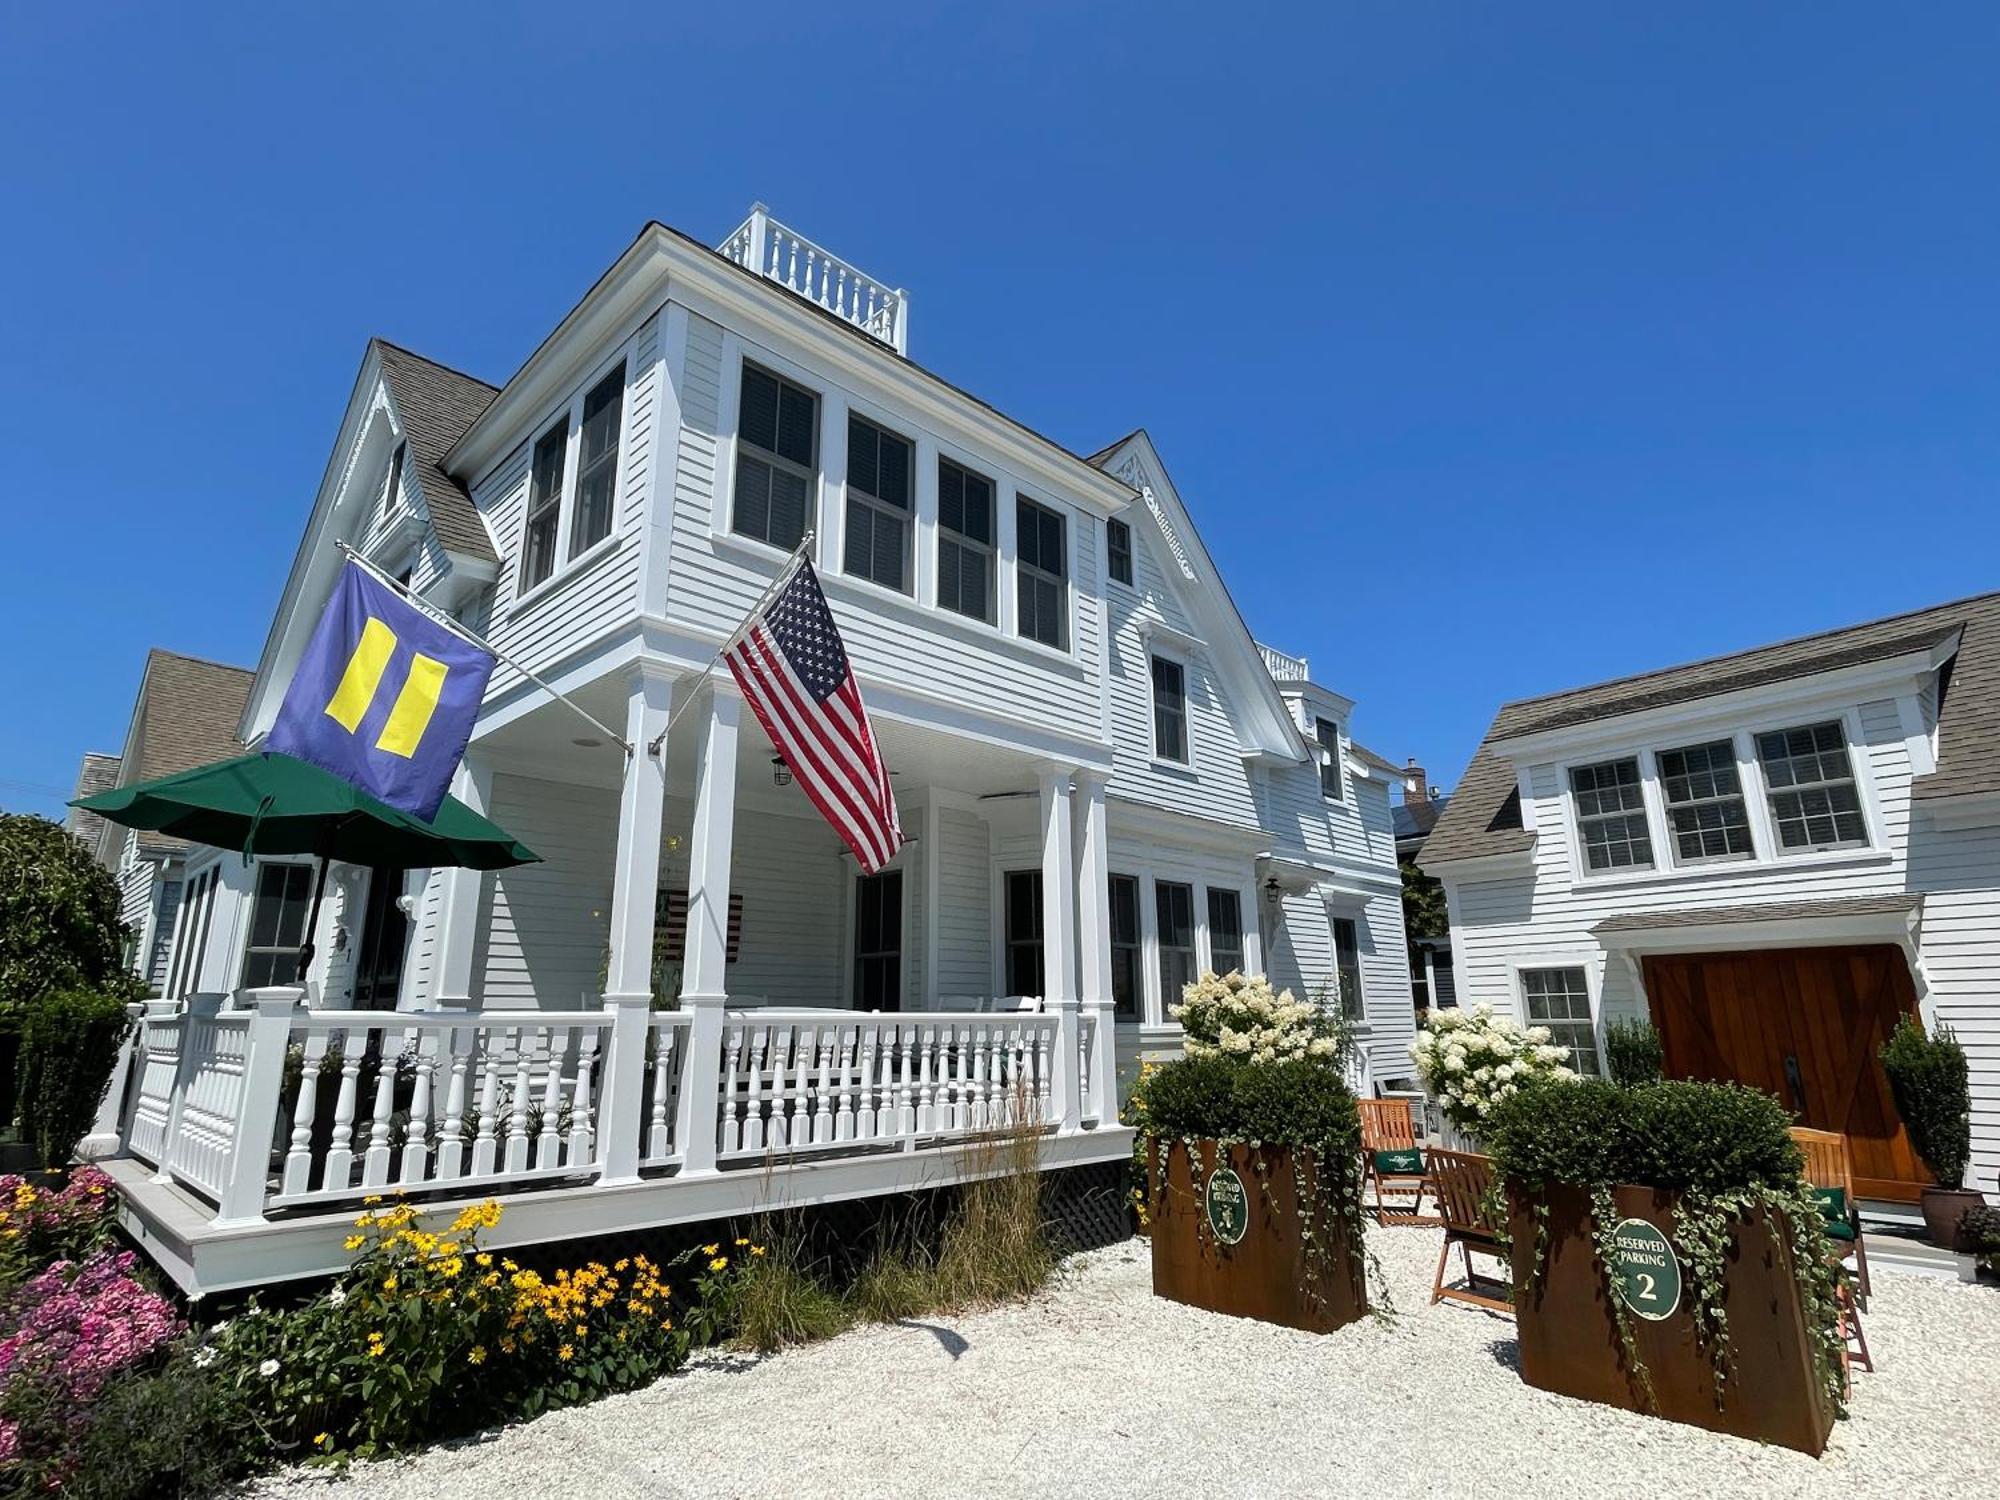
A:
[1409,1003,1574,1131]
[1171,970,1347,1065]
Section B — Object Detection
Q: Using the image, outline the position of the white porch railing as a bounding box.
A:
[1257,642,1310,682]
[114,987,1115,1226]
[718,204,910,354]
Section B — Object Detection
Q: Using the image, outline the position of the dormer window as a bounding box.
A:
[1658,738,1753,863]
[1757,721,1866,851]
[519,420,567,590]
[382,442,406,517]
[844,414,913,593]
[1571,757,1652,871]
[734,364,818,551]
[1316,717,1344,802]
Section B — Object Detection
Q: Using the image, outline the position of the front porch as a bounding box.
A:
[101,666,1143,1294]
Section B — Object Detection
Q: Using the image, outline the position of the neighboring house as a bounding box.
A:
[1392,763,1455,1013]
[1421,591,2000,1205]
[107,206,1410,1292]
[81,651,253,994]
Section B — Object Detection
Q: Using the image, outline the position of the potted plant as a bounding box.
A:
[1131,972,1368,1332]
[1879,1016,1982,1248]
[1486,1077,1845,1455]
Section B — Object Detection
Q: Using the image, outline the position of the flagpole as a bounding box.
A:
[333,540,634,754]
[645,530,815,757]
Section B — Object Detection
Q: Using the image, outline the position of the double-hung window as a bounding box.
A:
[1016,497,1067,649]
[519,420,568,590]
[1316,717,1344,801]
[936,457,995,622]
[1658,738,1754,863]
[1107,517,1133,585]
[382,442,406,518]
[844,414,913,592]
[1521,967,1600,1076]
[1151,656,1188,763]
[734,364,818,550]
[569,365,625,558]
[1155,881,1197,1011]
[1004,870,1044,997]
[1332,917,1364,1022]
[242,863,315,989]
[1570,757,1652,871]
[1757,721,1867,851]
[1108,874,1141,1018]
[1207,889,1244,976]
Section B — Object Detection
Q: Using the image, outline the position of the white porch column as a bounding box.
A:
[1072,769,1117,1126]
[597,666,677,1184]
[1240,879,1266,978]
[429,754,496,1008]
[215,985,304,1225]
[1037,763,1080,1131]
[673,683,741,1175]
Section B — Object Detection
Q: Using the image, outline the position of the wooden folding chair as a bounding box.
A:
[1358,1097,1437,1224]
[1791,1125,1873,1381]
[1428,1149,1512,1313]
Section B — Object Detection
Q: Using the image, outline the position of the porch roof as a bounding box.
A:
[1591,894,1922,951]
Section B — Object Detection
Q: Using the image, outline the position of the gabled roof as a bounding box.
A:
[102,650,255,860]
[1424,589,2000,867]
[66,752,121,856]
[1392,794,1448,844]
[371,340,500,565]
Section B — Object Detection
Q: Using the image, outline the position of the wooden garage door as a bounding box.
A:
[1642,946,1927,1202]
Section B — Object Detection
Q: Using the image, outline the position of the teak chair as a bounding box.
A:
[1358,1097,1437,1224]
[1428,1149,1513,1314]
[1791,1125,1873,1382]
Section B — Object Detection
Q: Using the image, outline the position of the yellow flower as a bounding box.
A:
[558,1344,574,1362]
[708,1256,729,1272]
[734,1238,749,1248]
[468,1345,487,1365]
[342,1235,364,1252]
[575,1323,587,1337]
[750,1245,766,1257]
[314,1432,332,1449]
[701,1243,720,1256]
[476,1253,493,1268]
[382,1275,398,1293]
[363,1195,383,1206]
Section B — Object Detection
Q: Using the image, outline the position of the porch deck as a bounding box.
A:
[95,988,1131,1296]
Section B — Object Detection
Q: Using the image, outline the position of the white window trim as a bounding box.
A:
[840,407,918,597]
[1105,514,1136,590]
[509,336,638,605]
[1148,643,1192,769]
[933,449,999,627]
[1013,490,1074,655]
[1553,702,1889,892]
[1313,714,1346,804]
[1506,952,1606,1076]
[841,855,913,1013]
[237,857,319,992]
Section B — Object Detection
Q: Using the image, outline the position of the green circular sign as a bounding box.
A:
[1609,1217,1683,1321]
[1205,1165,1249,1245]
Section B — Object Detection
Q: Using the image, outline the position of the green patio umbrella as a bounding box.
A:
[73,751,538,973]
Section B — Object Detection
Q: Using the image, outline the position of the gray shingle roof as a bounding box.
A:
[1592,893,1921,935]
[107,651,255,858]
[1425,590,2000,867]
[373,340,500,566]
[66,752,121,855]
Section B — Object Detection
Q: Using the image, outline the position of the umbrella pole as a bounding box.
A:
[296,854,331,983]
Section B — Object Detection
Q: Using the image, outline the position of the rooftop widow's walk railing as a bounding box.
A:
[718,204,909,355]
[112,987,1112,1226]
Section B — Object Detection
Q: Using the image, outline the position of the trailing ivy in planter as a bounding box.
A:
[1486,1077,1844,1454]
[1879,1016,1982,1247]
[1134,1052,1371,1332]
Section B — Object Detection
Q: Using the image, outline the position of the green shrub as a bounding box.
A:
[57,1346,262,1500]
[1960,1204,2000,1266]
[1486,1077,1802,1194]
[1141,1053,1360,1159]
[1604,1017,1664,1087]
[0,816,132,1016]
[689,1224,851,1354]
[1880,1016,1971,1187]
[17,990,132,1166]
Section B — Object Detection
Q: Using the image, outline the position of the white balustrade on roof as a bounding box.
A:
[719,204,909,355]
[1258,642,1311,682]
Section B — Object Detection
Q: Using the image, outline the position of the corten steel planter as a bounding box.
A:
[1148,1138,1367,1333]
[1509,1183,1836,1455]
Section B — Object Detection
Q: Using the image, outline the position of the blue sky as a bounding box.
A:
[3,3,1996,818]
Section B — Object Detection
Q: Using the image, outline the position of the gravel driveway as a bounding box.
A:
[255,1226,1998,1499]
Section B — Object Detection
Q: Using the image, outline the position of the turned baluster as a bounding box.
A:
[471,1032,503,1176]
[435,1027,472,1182]
[719,1023,745,1154]
[743,1025,769,1152]
[323,1035,364,1193]
[399,1032,436,1185]
[569,1026,600,1165]
[647,1024,675,1161]
[535,1029,565,1169]
[361,1027,398,1187]
[280,1032,329,1197]
[504,1029,534,1175]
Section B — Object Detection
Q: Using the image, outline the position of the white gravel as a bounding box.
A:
[253,1226,2000,1500]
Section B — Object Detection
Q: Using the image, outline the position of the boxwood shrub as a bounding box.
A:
[1140,1054,1359,1159]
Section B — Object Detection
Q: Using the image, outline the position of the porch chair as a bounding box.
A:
[1427,1148,1512,1314]
[1790,1125,1873,1381]
[1357,1097,1437,1225]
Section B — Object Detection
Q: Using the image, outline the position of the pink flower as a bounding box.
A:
[0,1251,181,1408]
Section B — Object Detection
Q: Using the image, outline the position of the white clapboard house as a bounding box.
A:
[1421,592,2000,1207]
[96,207,1411,1293]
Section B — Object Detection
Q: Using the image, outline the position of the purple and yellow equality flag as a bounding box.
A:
[266,562,494,821]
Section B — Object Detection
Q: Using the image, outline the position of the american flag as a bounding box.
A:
[724,559,904,872]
